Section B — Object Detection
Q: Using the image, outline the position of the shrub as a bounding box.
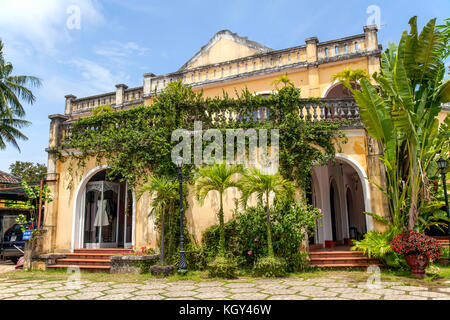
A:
[287,252,310,272]
[202,200,321,271]
[207,256,238,279]
[186,244,210,271]
[236,200,321,266]
[351,228,406,268]
[168,242,209,271]
[202,219,240,260]
[253,256,287,277]
[441,246,449,260]
[390,230,442,261]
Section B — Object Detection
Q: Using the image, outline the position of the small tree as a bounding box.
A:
[138,176,180,264]
[9,161,47,182]
[194,162,243,257]
[15,181,53,237]
[239,168,295,257]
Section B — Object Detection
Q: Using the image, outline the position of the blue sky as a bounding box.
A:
[0,0,449,172]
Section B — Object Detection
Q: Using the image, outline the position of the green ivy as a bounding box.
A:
[64,81,350,189]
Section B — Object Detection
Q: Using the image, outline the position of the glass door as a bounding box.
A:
[83,181,120,248]
[124,183,133,248]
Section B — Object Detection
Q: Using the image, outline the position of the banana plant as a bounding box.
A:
[344,16,450,230]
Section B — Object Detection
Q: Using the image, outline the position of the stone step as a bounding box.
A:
[47,264,110,271]
[55,258,110,266]
[74,248,132,255]
[309,251,367,258]
[309,263,380,268]
[65,253,116,260]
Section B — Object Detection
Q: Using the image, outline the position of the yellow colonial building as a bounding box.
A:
[41,25,398,260]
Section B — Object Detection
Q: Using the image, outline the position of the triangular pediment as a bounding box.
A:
[179,30,272,71]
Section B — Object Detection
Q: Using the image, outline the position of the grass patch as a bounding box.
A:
[1,263,448,286]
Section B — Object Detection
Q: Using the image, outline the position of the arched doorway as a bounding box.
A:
[329,179,342,242]
[72,167,134,249]
[310,154,373,246]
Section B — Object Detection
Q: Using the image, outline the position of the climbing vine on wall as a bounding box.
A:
[63,81,350,189]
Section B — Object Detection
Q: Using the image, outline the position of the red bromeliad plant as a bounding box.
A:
[390,230,442,261]
[122,242,156,257]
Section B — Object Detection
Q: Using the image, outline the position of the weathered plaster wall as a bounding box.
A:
[187,38,264,69]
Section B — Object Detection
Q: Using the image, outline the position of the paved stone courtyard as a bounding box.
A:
[0,276,448,300]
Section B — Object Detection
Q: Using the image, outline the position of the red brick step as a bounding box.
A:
[47,248,132,272]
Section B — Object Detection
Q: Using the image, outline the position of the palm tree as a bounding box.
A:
[345,17,450,230]
[331,67,368,84]
[239,168,295,257]
[0,40,41,118]
[138,176,179,264]
[271,72,295,89]
[194,162,243,256]
[0,111,30,151]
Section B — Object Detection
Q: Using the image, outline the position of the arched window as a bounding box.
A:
[261,60,264,68]
[325,48,329,57]
[355,42,359,51]
[335,46,339,54]
[253,62,256,70]
[288,54,291,62]
[345,44,348,53]
[221,68,224,77]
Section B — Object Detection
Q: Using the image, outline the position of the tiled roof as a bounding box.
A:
[0,170,21,184]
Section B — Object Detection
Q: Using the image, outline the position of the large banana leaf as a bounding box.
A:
[350,78,393,143]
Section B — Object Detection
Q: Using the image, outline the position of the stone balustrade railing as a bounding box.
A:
[60,98,362,145]
[65,86,144,115]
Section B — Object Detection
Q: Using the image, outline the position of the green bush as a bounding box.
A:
[202,219,240,259]
[236,200,321,266]
[207,256,238,279]
[253,255,287,277]
[351,227,407,269]
[287,252,311,272]
[441,246,449,260]
[202,200,321,270]
[168,242,209,271]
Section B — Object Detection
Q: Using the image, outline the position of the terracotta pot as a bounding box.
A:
[324,240,335,248]
[404,254,429,278]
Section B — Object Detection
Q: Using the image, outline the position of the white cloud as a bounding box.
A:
[69,58,130,93]
[95,40,150,59]
[0,0,104,52]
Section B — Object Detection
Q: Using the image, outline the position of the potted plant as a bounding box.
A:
[390,230,442,277]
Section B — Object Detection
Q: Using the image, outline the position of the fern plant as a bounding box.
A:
[351,227,407,268]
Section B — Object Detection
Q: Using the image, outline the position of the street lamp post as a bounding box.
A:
[175,157,188,274]
[437,156,449,262]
